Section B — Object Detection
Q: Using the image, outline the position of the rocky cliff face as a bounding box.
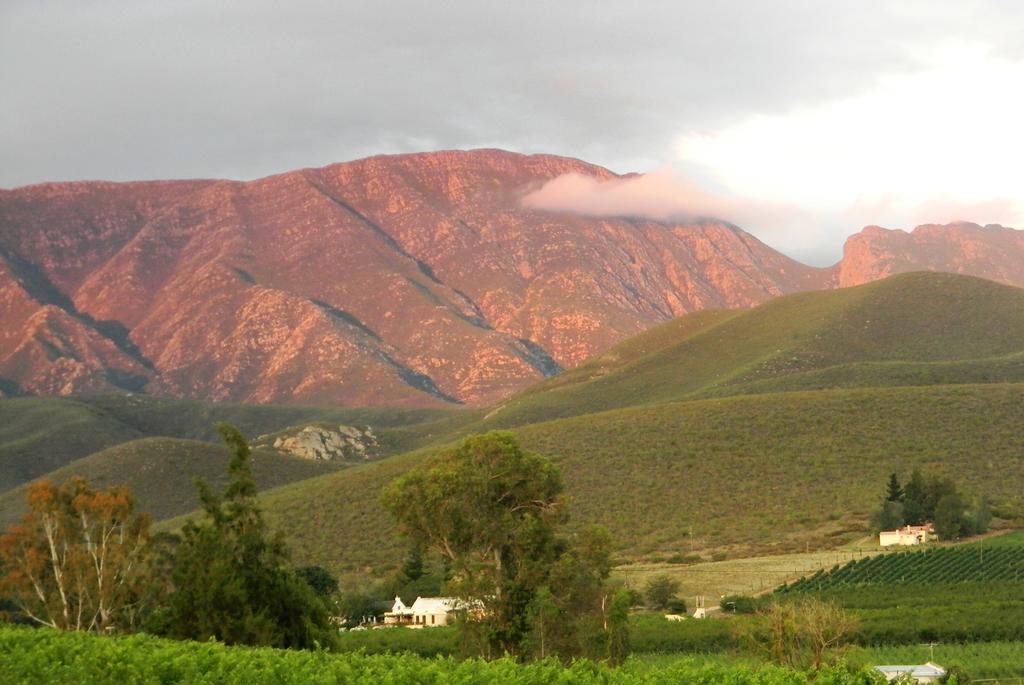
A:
[3,150,1018,407]
[0,150,829,406]
[836,222,1024,288]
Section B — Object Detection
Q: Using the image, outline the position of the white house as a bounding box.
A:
[874,662,946,684]
[383,596,459,628]
[879,524,934,547]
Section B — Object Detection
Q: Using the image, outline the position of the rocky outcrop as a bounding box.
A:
[267,425,379,462]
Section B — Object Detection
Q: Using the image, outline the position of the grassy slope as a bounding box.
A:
[0,437,341,524]
[77,394,461,442]
[481,272,1024,428]
[0,397,145,492]
[0,394,469,495]
[259,383,1024,582]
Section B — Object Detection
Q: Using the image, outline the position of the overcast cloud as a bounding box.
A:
[3,1,1024,264]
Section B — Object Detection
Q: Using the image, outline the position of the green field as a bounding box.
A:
[782,542,1024,592]
[0,624,884,685]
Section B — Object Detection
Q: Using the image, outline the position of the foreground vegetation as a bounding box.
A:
[15,620,1024,682]
[0,624,889,685]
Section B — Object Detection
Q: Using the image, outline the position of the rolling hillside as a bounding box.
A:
[258,382,1024,581]
[0,437,340,524]
[0,394,466,492]
[480,272,1024,428]
[15,271,1024,585]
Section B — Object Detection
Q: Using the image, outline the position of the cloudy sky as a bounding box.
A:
[3,1,1023,264]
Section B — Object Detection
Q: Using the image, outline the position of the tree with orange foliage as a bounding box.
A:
[0,477,152,632]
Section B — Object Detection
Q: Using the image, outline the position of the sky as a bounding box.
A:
[3,1,1024,264]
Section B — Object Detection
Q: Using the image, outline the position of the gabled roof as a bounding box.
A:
[387,596,412,615]
[874,662,946,677]
[410,597,458,613]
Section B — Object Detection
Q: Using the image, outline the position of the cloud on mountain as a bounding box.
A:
[522,170,738,224]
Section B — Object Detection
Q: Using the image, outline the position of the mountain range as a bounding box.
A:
[3,148,1023,407]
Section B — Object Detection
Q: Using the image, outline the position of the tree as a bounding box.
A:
[296,565,338,597]
[160,423,334,649]
[737,598,858,671]
[885,473,904,502]
[870,500,905,532]
[337,592,383,629]
[644,574,681,610]
[965,496,992,536]
[526,526,624,662]
[902,468,928,525]
[399,545,425,583]
[606,588,632,666]
[0,477,153,632]
[934,492,967,540]
[383,432,620,661]
[382,544,445,604]
[922,477,958,522]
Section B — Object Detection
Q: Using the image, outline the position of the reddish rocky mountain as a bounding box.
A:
[2,149,1020,407]
[836,222,1024,288]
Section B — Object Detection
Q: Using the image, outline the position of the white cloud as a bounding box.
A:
[673,42,1024,249]
[521,169,737,222]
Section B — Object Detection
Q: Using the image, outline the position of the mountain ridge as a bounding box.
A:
[3,148,1022,406]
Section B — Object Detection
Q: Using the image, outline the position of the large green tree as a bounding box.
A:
[159,424,334,649]
[382,431,622,661]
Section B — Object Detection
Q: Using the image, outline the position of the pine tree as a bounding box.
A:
[161,423,335,649]
[885,473,904,502]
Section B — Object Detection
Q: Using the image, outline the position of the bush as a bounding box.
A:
[667,553,703,565]
[665,598,688,614]
[720,595,761,614]
[644,575,680,610]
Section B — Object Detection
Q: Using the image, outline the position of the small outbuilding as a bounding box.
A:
[879,524,934,547]
[873,662,947,684]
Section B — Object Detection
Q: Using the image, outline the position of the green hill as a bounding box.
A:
[0,394,466,493]
[0,397,145,492]
[481,272,1024,428]
[0,437,341,524]
[254,382,1024,582]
